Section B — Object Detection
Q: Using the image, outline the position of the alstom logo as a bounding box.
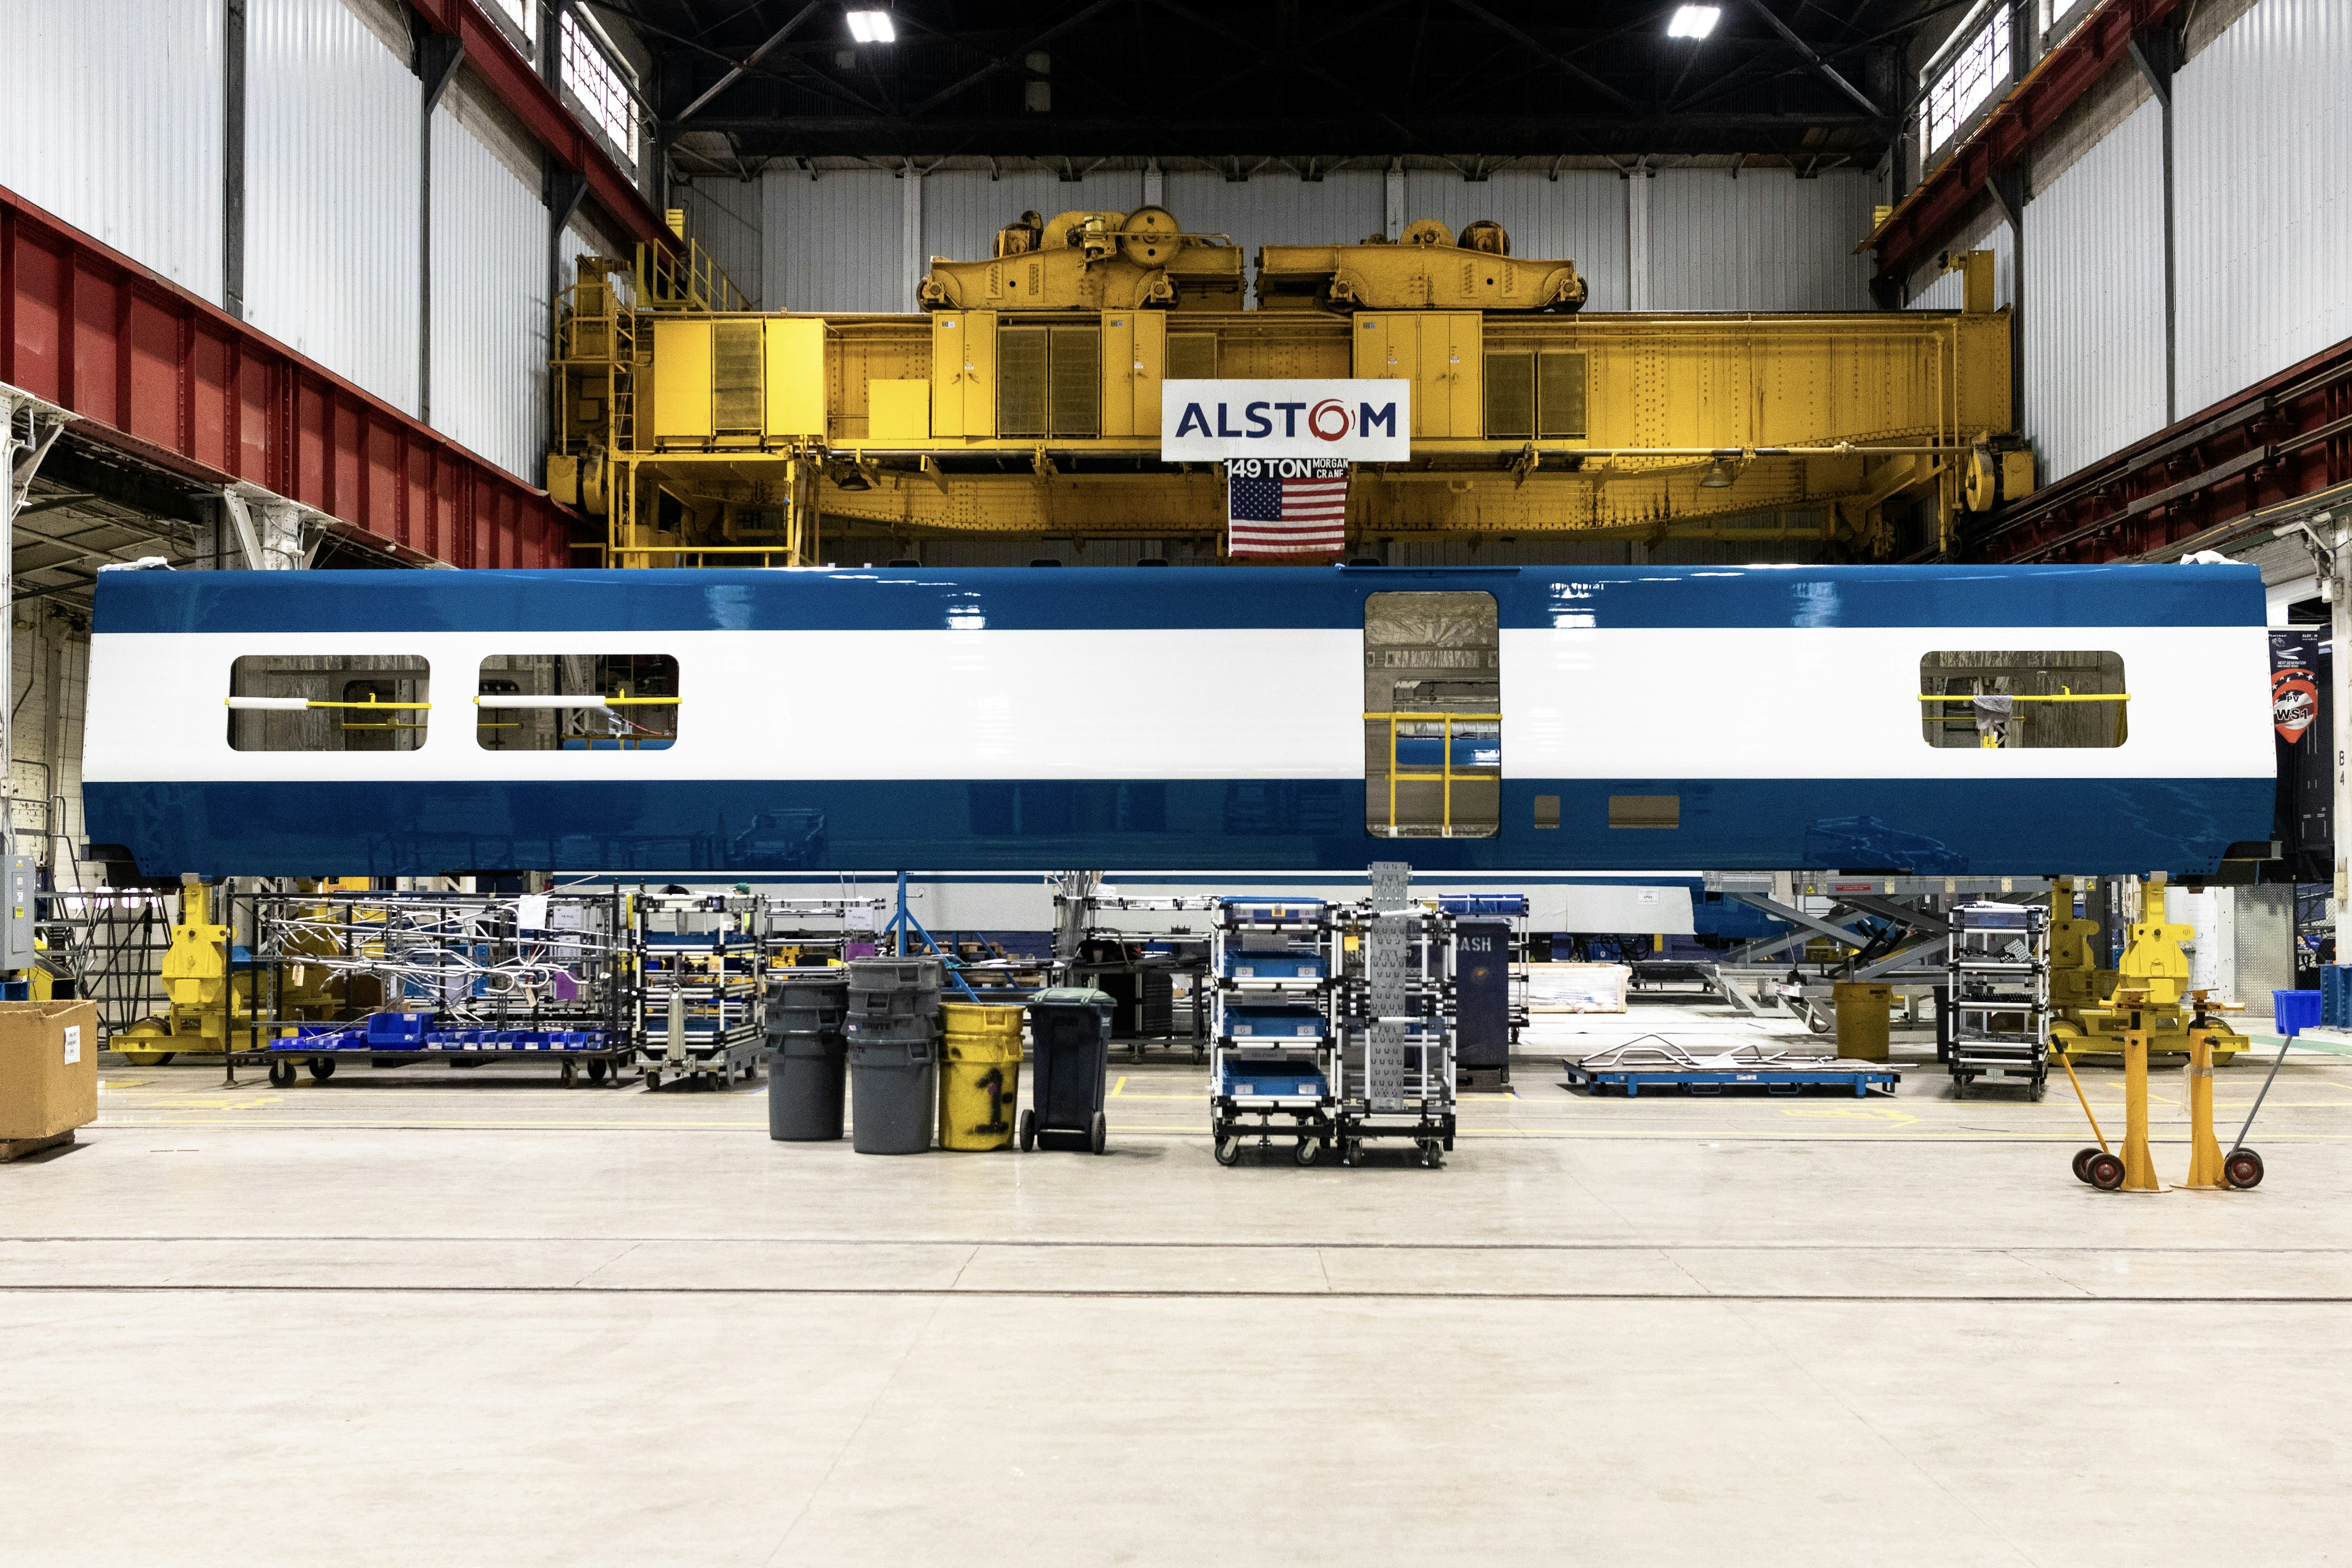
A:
[1160,378,1411,462]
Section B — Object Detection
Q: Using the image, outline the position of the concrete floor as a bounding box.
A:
[5,1004,2350,1565]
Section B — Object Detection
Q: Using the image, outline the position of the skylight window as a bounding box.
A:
[561,8,639,166]
[1923,3,2014,154]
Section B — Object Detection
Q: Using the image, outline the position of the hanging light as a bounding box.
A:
[831,462,872,492]
[846,9,895,43]
[1667,6,1721,39]
[1700,458,1736,489]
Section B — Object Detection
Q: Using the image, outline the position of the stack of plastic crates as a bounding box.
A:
[1947,900,2050,1099]
[1332,902,1458,1167]
[1209,898,1335,1167]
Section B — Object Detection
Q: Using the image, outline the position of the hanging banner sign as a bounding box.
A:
[1161,379,1410,462]
[2271,630,2321,744]
[1227,459,1350,558]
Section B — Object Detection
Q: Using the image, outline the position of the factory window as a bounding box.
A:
[226,656,430,753]
[1365,592,1499,839]
[476,655,679,751]
[999,322,1100,439]
[1484,350,1588,441]
[1919,650,2125,749]
[1921,3,2013,155]
[560,8,638,166]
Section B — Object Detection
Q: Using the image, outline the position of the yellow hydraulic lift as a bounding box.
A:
[548,210,2021,565]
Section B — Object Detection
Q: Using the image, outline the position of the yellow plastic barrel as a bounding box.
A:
[938,1003,1024,1152]
[1833,982,1893,1061]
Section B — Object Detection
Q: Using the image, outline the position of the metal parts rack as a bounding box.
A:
[1331,887,1458,1168]
[1210,897,1336,1167]
[1947,901,2051,1099]
[636,892,765,1089]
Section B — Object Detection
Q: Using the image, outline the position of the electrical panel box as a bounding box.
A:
[650,319,714,443]
[1,854,34,972]
[1099,310,1167,439]
[1351,313,1480,438]
[929,311,997,438]
[762,318,826,437]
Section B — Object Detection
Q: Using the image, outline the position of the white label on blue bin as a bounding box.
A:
[62,1024,81,1065]
[1237,1083,1253,1095]
[1235,1024,1251,1035]
[1235,966,1253,979]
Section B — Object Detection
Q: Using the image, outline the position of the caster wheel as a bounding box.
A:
[586,1060,608,1084]
[1294,1137,1319,1167]
[1018,1108,1036,1152]
[268,1060,295,1087]
[644,1071,662,1091]
[2224,1147,2265,1189]
[1088,1110,1107,1156]
[307,1057,336,1082]
[1214,1134,1242,1167]
[560,1061,578,1087]
[2071,1147,2103,1185]
[2085,1152,2127,1191]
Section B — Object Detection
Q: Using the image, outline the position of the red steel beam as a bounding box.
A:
[1,183,573,568]
[1866,0,2183,291]
[406,0,677,258]
[1975,333,2352,562]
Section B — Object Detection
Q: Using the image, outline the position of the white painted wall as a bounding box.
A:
[428,107,547,479]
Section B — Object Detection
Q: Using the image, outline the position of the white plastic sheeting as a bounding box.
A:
[1646,169,1879,311]
[678,176,764,307]
[244,0,421,412]
[0,0,225,300]
[2022,98,2168,481]
[429,108,545,479]
[764,167,904,313]
[2177,0,2352,413]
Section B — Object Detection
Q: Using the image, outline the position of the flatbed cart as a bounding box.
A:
[253,1018,638,1087]
[1210,897,1336,1167]
[1563,1038,1901,1097]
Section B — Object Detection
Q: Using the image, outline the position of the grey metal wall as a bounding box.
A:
[764,167,903,313]
[1169,170,1383,257]
[927,168,1147,273]
[429,107,545,479]
[1404,170,1629,311]
[244,0,422,413]
[1647,169,1879,311]
[2022,97,2166,483]
[1905,219,2014,311]
[680,175,765,307]
[0,0,225,301]
[2177,0,2352,412]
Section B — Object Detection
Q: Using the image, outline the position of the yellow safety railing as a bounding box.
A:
[1919,688,2128,748]
[224,693,430,733]
[635,238,747,314]
[1364,710,1501,838]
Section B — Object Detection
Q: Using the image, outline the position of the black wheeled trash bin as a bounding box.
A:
[1023,986,1114,1154]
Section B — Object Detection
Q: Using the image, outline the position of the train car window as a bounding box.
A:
[476,655,679,751]
[1365,592,1499,839]
[226,655,429,752]
[1919,650,2127,749]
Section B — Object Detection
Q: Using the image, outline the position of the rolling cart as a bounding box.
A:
[1332,900,1457,1168]
[1210,897,1335,1167]
[1947,901,2049,1099]
[635,893,765,1089]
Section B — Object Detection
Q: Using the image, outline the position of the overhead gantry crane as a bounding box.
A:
[549,208,2021,565]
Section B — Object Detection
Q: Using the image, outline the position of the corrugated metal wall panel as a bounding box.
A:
[1648,170,1878,311]
[1403,171,1629,311]
[244,0,422,412]
[680,176,764,307]
[428,107,545,479]
[0,0,225,301]
[1166,171,1384,260]
[2177,0,2352,413]
[2023,98,2166,482]
[764,167,905,313]
[922,168,1146,271]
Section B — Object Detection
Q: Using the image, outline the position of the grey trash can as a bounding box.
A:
[768,1033,846,1141]
[848,1034,937,1154]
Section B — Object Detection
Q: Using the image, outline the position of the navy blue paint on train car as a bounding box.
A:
[86,776,2273,880]
[92,561,2263,635]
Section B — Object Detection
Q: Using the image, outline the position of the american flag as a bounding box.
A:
[1227,460,1349,557]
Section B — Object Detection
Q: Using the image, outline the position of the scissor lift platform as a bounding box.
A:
[1562,1038,1900,1098]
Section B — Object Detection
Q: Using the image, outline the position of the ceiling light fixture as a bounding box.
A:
[1700,458,1736,489]
[1667,5,1721,39]
[846,9,895,43]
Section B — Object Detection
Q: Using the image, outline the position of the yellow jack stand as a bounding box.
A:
[2119,1004,2163,1191]
[2180,1028,2226,1189]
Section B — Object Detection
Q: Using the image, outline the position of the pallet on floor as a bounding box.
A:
[0,1129,75,1163]
[1561,1038,1899,1098]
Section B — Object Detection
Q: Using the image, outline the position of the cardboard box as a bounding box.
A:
[0,1000,100,1142]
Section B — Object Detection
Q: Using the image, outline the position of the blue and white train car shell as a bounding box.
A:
[81,563,2274,878]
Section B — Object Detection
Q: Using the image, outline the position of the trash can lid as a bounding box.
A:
[1030,986,1115,1008]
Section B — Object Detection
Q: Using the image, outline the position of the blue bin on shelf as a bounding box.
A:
[2325,968,2352,1029]
[364,1011,433,1045]
[2274,989,2321,1038]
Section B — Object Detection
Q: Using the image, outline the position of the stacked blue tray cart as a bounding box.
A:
[1210,897,1337,1166]
[635,892,766,1089]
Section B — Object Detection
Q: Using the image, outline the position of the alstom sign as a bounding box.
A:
[1161,379,1410,461]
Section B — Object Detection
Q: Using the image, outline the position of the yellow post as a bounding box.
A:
[2120,1000,2162,1191]
[2180,1027,2226,1189]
